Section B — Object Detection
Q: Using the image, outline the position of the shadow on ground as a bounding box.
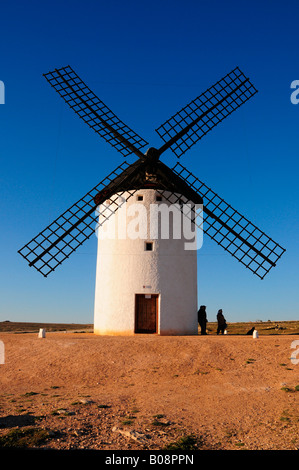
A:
[0,414,37,429]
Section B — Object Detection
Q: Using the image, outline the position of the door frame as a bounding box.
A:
[134,293,159,334]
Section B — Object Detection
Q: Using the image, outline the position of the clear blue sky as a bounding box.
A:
[0,0,298,324]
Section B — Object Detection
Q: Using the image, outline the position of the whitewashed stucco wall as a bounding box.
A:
[94,189,198,335]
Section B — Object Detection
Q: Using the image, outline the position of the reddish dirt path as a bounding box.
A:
[0,332,299,450]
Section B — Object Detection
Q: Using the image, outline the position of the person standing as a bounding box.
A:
[217,309,227,335]
[198,305,207,335]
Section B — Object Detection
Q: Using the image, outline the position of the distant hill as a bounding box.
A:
[0,320,298,335]
[204,320,299,335]
[0,321,93,333]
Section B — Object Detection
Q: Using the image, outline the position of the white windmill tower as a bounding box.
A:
[94,186,199,335]
[18,66,286,335]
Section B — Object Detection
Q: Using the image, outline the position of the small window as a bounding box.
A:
[145,242,153,251]
[156,195,163,202]
[137,195,143,201]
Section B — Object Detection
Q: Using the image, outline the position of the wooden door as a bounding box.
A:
[135,294,158,334]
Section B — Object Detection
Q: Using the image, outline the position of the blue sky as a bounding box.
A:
[0,0,298,324]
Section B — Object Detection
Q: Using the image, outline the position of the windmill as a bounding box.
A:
[18,66,285,335]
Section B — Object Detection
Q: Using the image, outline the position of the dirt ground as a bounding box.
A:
[0,331,299,450]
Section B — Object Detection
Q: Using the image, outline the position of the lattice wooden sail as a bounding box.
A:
[18,161,140,276]
[156,163,285,279]
[156,67,257,158]
[44,65,147,159]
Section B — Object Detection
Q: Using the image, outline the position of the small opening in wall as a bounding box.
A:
[156,195,163,202]
[145,242,153,251]
[137,195,143,201]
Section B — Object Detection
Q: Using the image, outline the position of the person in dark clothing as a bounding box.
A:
[217,309,227,335]
[198,305,207,335]
[246,326,255,335]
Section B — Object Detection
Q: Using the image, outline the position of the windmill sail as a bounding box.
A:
[18,161,142,277]
[170,162,285,279]
[44,65,148,159]
[156,67,257,158]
